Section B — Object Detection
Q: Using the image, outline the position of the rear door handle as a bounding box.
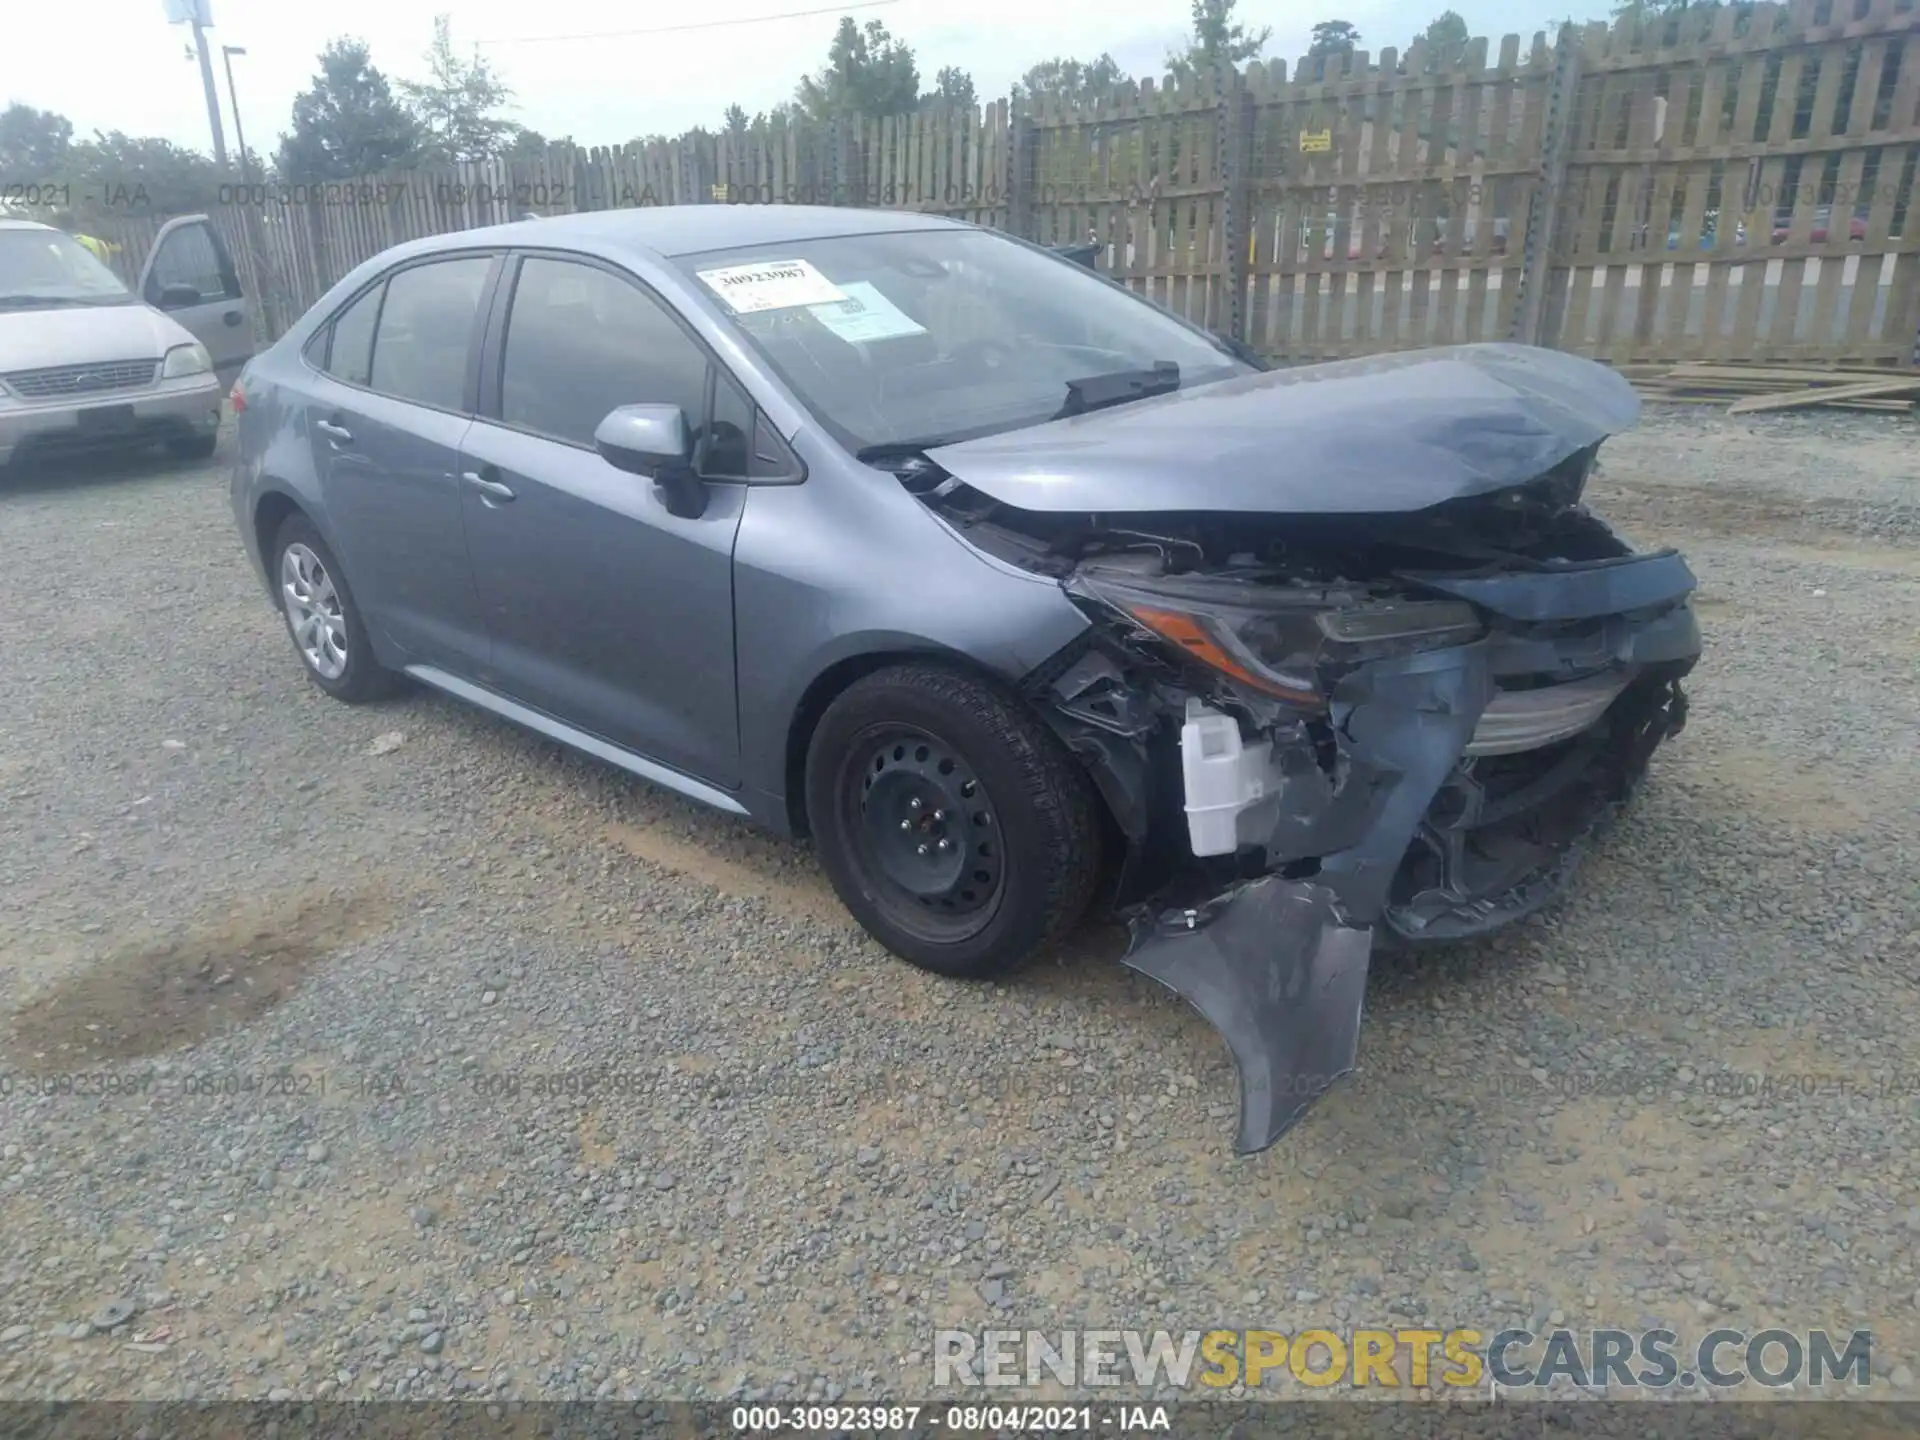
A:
[463,470,516,502]
[315,419,352,443]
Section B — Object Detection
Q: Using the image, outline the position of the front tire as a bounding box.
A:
[271,513,398,703]
[805,663,1103,978]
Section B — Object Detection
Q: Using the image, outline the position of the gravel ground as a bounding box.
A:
[0,409,1916,1406]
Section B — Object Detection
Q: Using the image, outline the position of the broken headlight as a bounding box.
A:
[1069,567,1484,707]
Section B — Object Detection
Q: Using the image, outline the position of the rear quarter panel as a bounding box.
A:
[231,348,333,593]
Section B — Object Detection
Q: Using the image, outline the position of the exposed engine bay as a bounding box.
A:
[881,435,1700,1154]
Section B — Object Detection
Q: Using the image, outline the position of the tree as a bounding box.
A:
[1610,0,1694,16]
[1015,55,1130,110]
[0,105,222,217]
[749,104,796,139]
[922,66,976,112]
[1608,0,1757,45]
[722,104,751,136]
[0,103,74,183]
[66,132,223,214]
[504,127,565,159]
[1167,0,1270,83]
[1307,20,1363,56]
[1419,10,1471,67]
[399,14,517,163]
[795,17,920,120]
[278,38,422,181]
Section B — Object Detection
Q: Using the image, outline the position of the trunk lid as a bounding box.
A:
[923,342,1640,517]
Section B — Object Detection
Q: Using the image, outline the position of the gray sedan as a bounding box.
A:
[229,206,1700,1153]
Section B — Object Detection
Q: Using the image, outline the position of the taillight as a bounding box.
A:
[229,381,246,414]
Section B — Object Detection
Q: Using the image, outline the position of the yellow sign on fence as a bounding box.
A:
[1299,129,1333,153]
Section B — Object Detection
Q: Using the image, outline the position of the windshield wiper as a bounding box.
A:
[856,361,1185,463]
[855,437,968,465]
[0,294,94,309]
[1053,361,1182,419]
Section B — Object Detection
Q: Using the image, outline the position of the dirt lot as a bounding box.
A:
[0,408,1916,1404]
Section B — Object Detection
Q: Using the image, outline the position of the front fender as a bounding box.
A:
[731,455,1091,815]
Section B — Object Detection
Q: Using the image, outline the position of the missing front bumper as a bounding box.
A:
[1124,665,1692,1154]
[1037,546,1701,1157]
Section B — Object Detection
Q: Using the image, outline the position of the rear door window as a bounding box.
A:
[367,257,491,412]
[324,282,383,388]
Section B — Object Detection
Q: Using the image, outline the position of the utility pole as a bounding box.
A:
[191,17,229,167]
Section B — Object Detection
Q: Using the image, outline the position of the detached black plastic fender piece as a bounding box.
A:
[1122,881,1372,1155]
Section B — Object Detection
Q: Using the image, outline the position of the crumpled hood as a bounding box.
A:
[0,302,194,376]
[924,342,1641,515]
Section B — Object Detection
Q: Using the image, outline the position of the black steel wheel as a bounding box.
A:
[847,725,1008,943]
[805,663,1104,978]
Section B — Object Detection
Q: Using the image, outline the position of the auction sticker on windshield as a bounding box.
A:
[808,281,927,343]
[698,259,848,314]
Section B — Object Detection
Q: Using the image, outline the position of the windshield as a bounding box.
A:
[0,228,135,309]
[675,228,1249,455]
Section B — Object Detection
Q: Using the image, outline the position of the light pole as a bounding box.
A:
[221,46,253,184]
[215,38,277,337]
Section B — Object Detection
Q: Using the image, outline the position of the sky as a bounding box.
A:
[4,0,1567,161]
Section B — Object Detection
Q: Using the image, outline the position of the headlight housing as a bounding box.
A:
[161,342,214,380]
[1069,565,1484,707]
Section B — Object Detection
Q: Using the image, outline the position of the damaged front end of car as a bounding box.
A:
[1034,489,1699,1152]
[872,345,1703,1153]
[900,398,1696,1152]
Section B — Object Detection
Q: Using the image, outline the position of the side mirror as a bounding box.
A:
[594,403,707,519]
[157,282,201,309]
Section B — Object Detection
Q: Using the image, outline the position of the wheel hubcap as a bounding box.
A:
[857,729,1004,921]
[280,542,348,680]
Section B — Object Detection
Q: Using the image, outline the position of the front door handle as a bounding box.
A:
[223,309,243,326]
[315,419,352,443]
[463,470,516,503]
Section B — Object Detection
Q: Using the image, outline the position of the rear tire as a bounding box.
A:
[805,663,1103,979]
[271,514,399,703]
[165,433,219,461]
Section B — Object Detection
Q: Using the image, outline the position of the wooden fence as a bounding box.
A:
[83,0,1920,368]
[1551,0,1920,365]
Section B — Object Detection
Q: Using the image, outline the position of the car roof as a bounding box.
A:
[398,204,973,262]
[0,219,55,231]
